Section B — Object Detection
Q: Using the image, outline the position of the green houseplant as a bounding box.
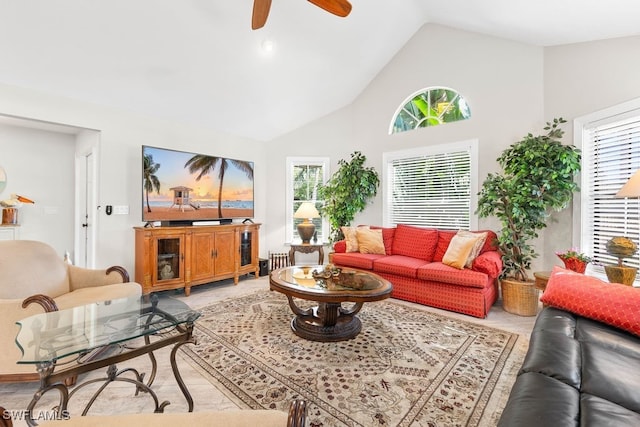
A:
[317,151,380,242]
[476,118,582,283]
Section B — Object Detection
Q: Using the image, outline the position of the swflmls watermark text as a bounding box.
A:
[2,409,71,422]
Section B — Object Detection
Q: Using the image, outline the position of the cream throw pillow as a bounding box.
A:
[442,234,482,269]
[342,226,368,252]
[355,228,386,255]
[456,230,489,268]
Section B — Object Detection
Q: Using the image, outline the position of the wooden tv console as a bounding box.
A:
[134,223,260,296]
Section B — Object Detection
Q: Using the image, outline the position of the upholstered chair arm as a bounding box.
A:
[67,265,131,292]
[22,294,58,312]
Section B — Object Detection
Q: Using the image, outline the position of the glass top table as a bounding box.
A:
[14,294,200,426]
[16,295,199,364]
[270,265,393,342]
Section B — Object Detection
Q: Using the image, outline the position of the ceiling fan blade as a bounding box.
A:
[307,0,352,17]
[252,0,272,30]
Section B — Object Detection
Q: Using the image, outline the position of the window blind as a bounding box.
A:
[583,115,640,272]
[386,149,471,229]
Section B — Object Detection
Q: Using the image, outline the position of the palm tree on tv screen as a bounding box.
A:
[143,154,161,212]
[185,155,253,218]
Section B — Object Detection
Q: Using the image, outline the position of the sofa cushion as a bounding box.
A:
[519,328,582,388]
[355,227,385,254]
[391,224,438,261]
[55,283,142,310]
[581,393,640,427]
[341,226,364,252]
[457,230,488,267]
[433,230,456,262]
[576,315,640,359]
[442,234,480,269]
[471,251,502,278]
[497,372,580,427]
[334,240,346,253]
[434,230,496,262]
[477,230,499,254]
[540,266,640,337]
[372,255,428,278]
[370,226,396,255]
[331,252,385,270]
[581,340,640,413]
[416,262,490,288]
[0,240,70,299]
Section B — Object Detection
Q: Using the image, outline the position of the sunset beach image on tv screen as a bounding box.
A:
[142,146,254,222]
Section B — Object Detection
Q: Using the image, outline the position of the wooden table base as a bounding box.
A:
[286,298,364,342]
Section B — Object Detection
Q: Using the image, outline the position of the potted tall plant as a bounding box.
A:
[317,151,380,242]
[476,118,581,314]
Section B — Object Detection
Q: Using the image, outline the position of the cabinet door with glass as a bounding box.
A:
[237,224,260,277]
[151,233,185,287]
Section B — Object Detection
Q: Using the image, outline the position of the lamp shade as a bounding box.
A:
[616,169,640,198]
[294,202,320,219]
[294,202,319,244]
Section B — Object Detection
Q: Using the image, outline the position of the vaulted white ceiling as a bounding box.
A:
[1,0,639,141]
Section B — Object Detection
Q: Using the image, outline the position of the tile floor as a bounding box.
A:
[0,275,538,426]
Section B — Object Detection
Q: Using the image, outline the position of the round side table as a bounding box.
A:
[534,271,552,307]
[533,271,552,292]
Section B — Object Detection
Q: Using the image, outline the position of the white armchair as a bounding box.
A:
[0,240,141,383]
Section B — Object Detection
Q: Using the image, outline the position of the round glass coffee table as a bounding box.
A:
[269,265,392,342]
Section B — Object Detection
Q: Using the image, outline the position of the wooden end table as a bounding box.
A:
[534,271,552,292]
[289,242,324,265]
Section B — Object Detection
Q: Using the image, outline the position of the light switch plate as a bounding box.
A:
[113,205,129,215]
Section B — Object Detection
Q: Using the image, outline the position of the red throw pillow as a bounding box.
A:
[333,240,346,253]
[540,266,640,337]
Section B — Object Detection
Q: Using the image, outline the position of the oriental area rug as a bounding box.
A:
[179,291,527,427]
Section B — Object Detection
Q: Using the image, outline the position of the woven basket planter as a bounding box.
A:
[501,278,539,316]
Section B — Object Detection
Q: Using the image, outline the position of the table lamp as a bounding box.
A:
[608,169,640,285]
[616,169,640,198]
[294,202,320,244]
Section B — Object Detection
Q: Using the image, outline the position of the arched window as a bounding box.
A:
[390,87,471,134]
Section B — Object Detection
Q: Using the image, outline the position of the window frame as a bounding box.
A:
[382,139,479,230]
[285,156,330,244]
[574,97,640,280]
[389,86,471,134]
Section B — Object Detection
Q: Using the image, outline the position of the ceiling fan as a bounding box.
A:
[252,0,352,30]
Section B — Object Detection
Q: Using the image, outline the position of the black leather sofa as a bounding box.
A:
[498,306,640,426]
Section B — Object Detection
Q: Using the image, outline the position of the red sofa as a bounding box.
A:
[331,224,502,318]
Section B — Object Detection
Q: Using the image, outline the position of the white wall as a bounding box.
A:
[2,26,639,278]
[0,84,267,274]
[266,24,547,269]
[0,123,75,255]
[542,35,640,269]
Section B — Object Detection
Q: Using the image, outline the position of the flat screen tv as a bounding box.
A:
[142,145,254,226]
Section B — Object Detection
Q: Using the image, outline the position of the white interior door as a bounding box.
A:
[75,131,99,267]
